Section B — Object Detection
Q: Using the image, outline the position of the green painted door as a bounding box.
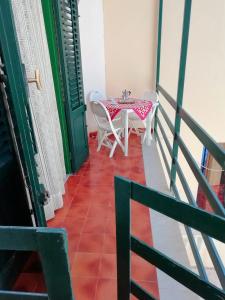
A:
[0,0,46,227]
[53,0,89,172]
[0,61,33,289]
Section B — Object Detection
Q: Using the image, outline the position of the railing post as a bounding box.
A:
[37,229,74,300]
[115,176,131,300]
[170,0,192,189]
[154,0,163,134]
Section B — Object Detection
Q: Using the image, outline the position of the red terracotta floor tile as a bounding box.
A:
[103,234,116,254]
[72,193,92,206]
[13,273,39,292]
[72,277,98,300]
[68,234,81,254]
[45,135,159,299]
[63,217,85,235]
[83,217,106,234]
[73,253,101,278]
[87,205,109,219]
[95,279,117,300]
[104,216,116,236]
[131,253,157,282]
[66,204,90,219]
[78,233,104,253]
[34,274,47,293]
[99,254,117,279]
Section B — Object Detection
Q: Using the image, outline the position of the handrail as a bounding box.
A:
[115,177,225,300]
[0,226,74,300]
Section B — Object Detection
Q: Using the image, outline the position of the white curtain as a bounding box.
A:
[12,0,66,220]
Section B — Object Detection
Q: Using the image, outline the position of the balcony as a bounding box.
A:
[0,0,224,299]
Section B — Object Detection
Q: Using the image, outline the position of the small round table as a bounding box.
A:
[102,98,153,156]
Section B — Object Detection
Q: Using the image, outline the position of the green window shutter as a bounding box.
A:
[41,0,72,174]
[53,0,89,172]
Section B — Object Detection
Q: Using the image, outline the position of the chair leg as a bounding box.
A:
[97,129,102,147]
[97,131,106,152]
[109,140,118,158]
[109,129,123,158]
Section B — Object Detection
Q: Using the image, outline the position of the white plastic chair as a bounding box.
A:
[128,91,159,141]
[89,90,105,102]
[90,101,125,158]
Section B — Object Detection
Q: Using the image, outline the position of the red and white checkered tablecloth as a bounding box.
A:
[101,99,153,121]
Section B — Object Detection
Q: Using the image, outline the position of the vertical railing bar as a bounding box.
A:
[37,229,74,300]
[170,0,192,188]
[115,176,131,300]
[172,185,208,280]
[154,0,163,134]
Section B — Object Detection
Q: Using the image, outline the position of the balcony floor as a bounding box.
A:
[50,134,159,299]
[14,134,159,299]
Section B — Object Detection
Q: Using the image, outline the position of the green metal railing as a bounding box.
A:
[154,0,225,290]
[0,227,74,300]
[115,176,225,300]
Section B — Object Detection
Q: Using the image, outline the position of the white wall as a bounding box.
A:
[159,0,225,199]
[103,0,158,98]
[158,0,225,286]
[79,0,106,132]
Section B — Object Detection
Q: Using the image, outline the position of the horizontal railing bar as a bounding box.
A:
[157,118,173,156]
[157,84,225,169]
[158,104,174,134]
[177,135,225,216]
[0,290,48,299]
[129,179,225,242]
[155,131,170,177]
[130,280,157,300]
[172,173,225,288]
[0,227,65,251]
[131,236,225,300]
[0,227,37,250]
[172,185,208,280]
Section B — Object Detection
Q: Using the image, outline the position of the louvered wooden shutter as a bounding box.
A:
[53,0,89,172]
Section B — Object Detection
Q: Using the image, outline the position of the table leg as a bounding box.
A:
[124,110,129,156]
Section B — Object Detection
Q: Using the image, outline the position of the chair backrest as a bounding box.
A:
[143,90,159,103]
[89,90,105,102]
[90,100,114,130]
